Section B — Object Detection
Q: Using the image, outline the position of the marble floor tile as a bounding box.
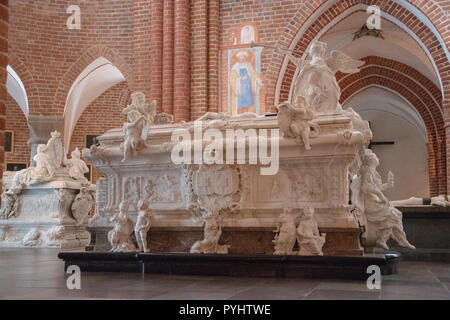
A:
[0,248,449,300]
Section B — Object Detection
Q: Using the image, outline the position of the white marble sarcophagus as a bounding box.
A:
[85,113,366,255]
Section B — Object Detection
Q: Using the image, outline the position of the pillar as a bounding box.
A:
[173,0,190,122]
[162,0,174,115]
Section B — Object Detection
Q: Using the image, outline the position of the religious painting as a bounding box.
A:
[85,134,99,149]
[228,47,263,115]
[5,130,14,154]
[240,25,255,44]
[5,162,27,172]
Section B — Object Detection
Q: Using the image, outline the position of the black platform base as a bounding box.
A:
[58,252,400,280]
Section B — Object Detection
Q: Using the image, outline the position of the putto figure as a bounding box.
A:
[120,91,156,162]
[351,149,415,250]
[272,208,297,255]
[277,96,320,150]
[190,213,229,254]
[64,147,89,183]
[296,207,326,256]
[287,41,364,115]
[134,199,152,252]
[108,201,137,252]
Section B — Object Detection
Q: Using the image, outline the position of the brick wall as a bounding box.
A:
[4,95,29,165]
[9,0,134,116]
[0,0,7,195]
[69,81,129,184]
[2,0,449,194]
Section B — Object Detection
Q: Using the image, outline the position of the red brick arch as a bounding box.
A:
[50,45,134,117]
[8,53,40,116]
[266,0,449,111]
[339,56,446,195]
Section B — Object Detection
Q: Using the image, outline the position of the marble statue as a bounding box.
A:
[121,91,156,162]
[71,186,95,225]
[297,207,326,256]
[287,41,364,115]
[0,131,92,248]
[122,91,157,124]
[190,213,229,254]
[1,131,64,218]
[351,149,415,250]
[108,201,137,252]
[272,208,297,255]
[64,147,89,183]
[134,199,152,252]
[121,110,148,162]
[276,96,320,150]
[83,94,373,255]
[391,195,450,207]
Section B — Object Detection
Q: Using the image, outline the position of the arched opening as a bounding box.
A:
[6,65,29,118]
[344,86,429,200]
[272,1,446,195]
[63,57,125,153]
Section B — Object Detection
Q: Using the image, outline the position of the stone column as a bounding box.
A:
[150,0,163,112]
[162,0,174,115]
[208,0,220,113]
[27,115,63,166]
[173,0,190,122]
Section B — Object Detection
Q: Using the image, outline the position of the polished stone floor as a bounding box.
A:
[0,248,449,300]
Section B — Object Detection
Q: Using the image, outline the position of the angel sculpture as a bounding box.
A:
[64,147,89,183]
[276,95,320,150]
[121,110,148,162]
[122,91,157,125]
[287,41,364,115]
[120,92,156,162]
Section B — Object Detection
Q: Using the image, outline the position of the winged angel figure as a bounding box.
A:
[120,91,156,162]
[287,41,365,115]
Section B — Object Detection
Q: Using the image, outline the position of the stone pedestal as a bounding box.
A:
[85,114,365,255]
[0,173,90,248]
[27,115,63,166]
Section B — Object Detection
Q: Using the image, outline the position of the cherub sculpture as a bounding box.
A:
[272,208,297,255]
[64,148,89,183]
[71,187,95,225]
[190,212,229,254]
[351,149,415,250]
[108,201,137,252]
[120,92,156,162]
[121,110,148,162]
[122,91,157,124]
[134,199,152,252]
[287,41,364,115]
[276,95,320,150]
[296,207,326,256]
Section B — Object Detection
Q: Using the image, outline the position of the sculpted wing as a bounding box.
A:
[326,51,365,74]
